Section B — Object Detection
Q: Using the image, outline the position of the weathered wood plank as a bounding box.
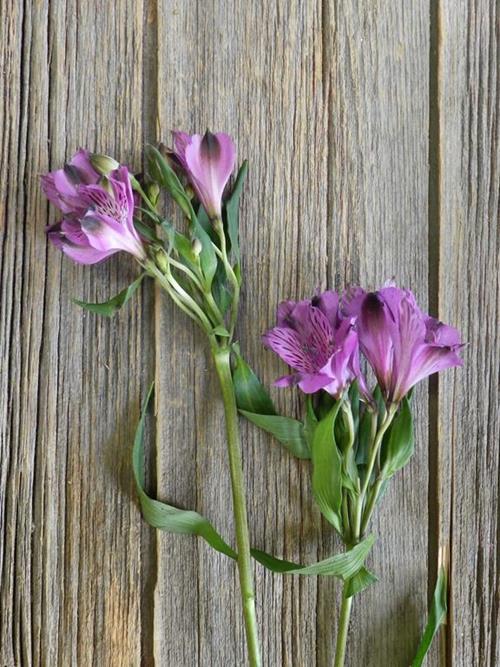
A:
[321,3,434,665]
[439,1,499,664]
[0,1,154,665]
[153,1,434,666]
[154,2,328,665]
[1,0,497,665]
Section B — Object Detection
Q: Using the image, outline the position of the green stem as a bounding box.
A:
[334,584,353,667]
[212,347,261,667]
[333,404,397,667]
[360,477,384,535]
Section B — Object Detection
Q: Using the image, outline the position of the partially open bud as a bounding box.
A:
[192,238,202,257]
[90,153,120,176]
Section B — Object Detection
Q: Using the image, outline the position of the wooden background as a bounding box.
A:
[0,1,498,665]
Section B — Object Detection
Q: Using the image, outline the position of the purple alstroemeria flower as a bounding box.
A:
[171,130,236,219]
[42,150,145,265]
[342,285,464,403]
[262,291,368,399]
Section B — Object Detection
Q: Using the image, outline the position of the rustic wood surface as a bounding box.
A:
[0,1,497,666]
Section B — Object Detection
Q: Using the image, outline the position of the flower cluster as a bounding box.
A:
[264,284,463,403]
[42,149,145,265]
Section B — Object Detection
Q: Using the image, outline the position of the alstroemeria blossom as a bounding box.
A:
[42,151,145,265]
[171,130,236,219]
[263,291,366,399]
[342,285,464,403]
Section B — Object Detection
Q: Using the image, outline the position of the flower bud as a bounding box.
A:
[99,176,114,195]
[146,182,160,207]
[90,153,120,176]
[192,239,202,257]
[155,249,169,273]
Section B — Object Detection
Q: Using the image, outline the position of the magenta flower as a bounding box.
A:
[41,148,100,215]
[42,151,145,265]
[342,285,464,403]
[171,130,236,219]
[263,291,367,399]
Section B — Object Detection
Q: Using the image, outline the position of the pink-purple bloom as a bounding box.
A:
[171,130,236,219]
[42,150,145,265]
[342,285,464,403]
[263,292,366,399]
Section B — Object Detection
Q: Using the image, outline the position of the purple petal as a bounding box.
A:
[183,131,236,218]
[80,212,145,260]
[288,302,335,367]
[425,317,462,347]
[262,327,314,373]
[69,148,100,184]
[297,373,334,394]
[273,374,297,388]
[393,343,463,400]
[313,290,340,327]
[276,300,298,326]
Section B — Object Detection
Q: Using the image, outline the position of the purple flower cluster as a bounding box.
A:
[264,285,463,403]
[42,149,145,265]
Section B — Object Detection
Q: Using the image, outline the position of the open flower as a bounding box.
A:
[171,130,236,219]
[342,285,464,403]
[263,291,367,399]
[42,152,145,265]
[41,148,100,215]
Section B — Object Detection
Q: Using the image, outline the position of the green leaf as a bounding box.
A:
[134,217,161,242]
[73,274,145,316]
[345,566,378,598]
[356,407,375,466]
[252,534,375,578]
[132,383,237,558]
[381,397,414,478]
[412,566,447,667]
[160,220,198,265]
[239,410,310,459]
[232,353,276,415]
[311,402,343,532]
[303,396,319,448]
[146,146,192,217]
[212,325,230,337]
[133,385,373,581]
[224,160,248,262]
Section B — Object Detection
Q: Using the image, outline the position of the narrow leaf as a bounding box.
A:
[224,160,248,262]
[232,353,276,415]
[132,383,236,558]
[412,566,447,667]
[311,402,343,531]
[239,410,310,459]
[345,566,378,597]
[381,397,414,478]
[73,274,145,316]
[252,534,375,578]
[133,386,372,582]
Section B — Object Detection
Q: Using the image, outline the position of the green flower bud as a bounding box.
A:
[192,239,202,257]
[99,176,114,194]
[90,153,120,176]
[146,182,160,207]
[155,249,169,274]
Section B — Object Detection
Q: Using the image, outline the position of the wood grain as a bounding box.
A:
[439,0,500,665]
[0,0,497,665]
[0,1,154,665]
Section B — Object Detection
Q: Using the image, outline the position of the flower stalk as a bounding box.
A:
[213,345,261,667]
